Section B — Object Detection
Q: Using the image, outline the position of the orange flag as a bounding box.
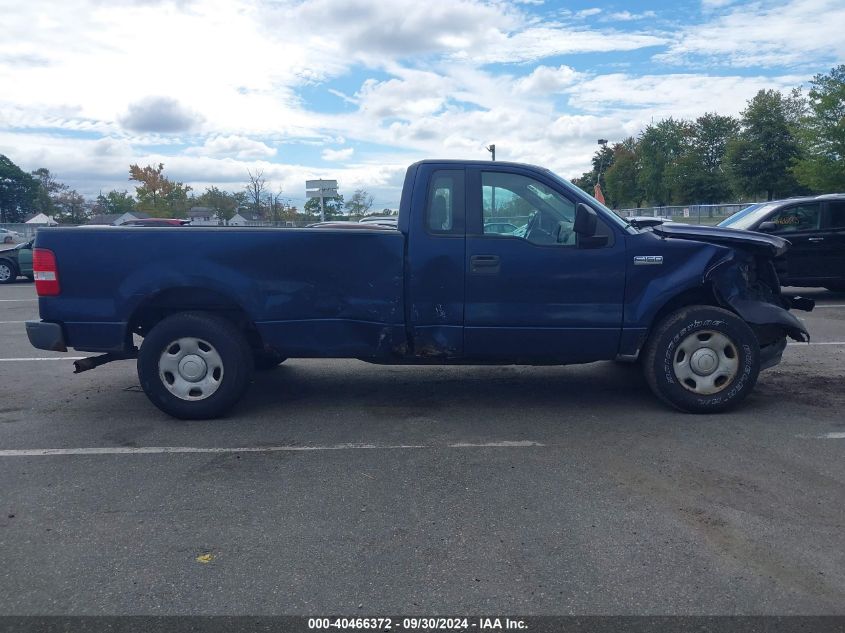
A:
[594,183,606,205]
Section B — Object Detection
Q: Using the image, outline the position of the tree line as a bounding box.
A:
[0,158,382,225]
[573,65,843,208]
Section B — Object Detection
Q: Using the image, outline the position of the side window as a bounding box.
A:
[426,170,464,234]
[769,203,821,232]
[826,201,845,229]
[482,172,577,246]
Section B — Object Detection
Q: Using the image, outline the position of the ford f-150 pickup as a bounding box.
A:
[26,160,813,419]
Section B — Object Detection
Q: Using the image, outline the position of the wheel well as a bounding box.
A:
[650,284,720,330]
[0,257,18,274]
[128,287,264,351]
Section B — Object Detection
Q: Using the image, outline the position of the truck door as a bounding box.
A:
[405,165,466,357]
[463,166,626,362]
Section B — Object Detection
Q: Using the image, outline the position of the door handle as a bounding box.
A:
[808,237,824,242]
[470,254,500,274]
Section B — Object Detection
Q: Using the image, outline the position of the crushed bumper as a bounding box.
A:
[26,320,67,352]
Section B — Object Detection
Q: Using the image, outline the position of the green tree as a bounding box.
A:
[31,167,67,216]
[726,89,803,200]
[793,65,845,191]
[605,138,642,208]
[304,194,344,219]
[670,113,739,204]
[344,189,374,216]
[54,189,89,224]
[196,186,237,224]
[0,155,38,223]
[129,163,192,217]
[637,118,692,206]
[97,190,137,215]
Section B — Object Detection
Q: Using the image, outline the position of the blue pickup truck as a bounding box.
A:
[26,160,812,419]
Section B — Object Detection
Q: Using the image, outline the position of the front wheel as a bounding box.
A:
[643,305,760,413]
[137,312,254,419]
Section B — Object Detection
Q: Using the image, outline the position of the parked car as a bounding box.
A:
[359,216,398,227]
[0,240,33,284]
[121,218,192,226]
[0,227,24,244]
[26,159,811,419]
[484,222,519,234]
[718,194,845,290]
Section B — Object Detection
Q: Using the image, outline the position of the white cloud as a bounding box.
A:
[660,0,845,67]
[186,136,277,160]
[515,65,583,94]
[321,147,355,161]
[606,10,657,21]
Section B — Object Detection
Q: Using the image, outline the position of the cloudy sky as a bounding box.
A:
[0,0,842,209]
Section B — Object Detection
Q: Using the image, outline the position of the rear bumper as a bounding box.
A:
[26,321,67,352]
[26,320,128,353]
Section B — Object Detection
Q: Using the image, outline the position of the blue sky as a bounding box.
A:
[0,0,841,209]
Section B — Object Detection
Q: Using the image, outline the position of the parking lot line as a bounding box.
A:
[0,441,544,457]
[797,432,845,439]
[0,299,36,302]
[787,341,845,345]
[0,357,87,362]
[0,320,26,324]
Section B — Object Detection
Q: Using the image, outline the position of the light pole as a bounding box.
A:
[596,138,608,187]
[486,144,496,161]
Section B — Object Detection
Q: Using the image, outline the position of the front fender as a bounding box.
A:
[706,252,810,342]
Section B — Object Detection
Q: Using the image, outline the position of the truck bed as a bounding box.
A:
[35,226,407,356]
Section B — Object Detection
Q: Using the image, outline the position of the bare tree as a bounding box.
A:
[245,169,266,218]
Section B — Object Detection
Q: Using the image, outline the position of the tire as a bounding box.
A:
[253,349,287,371]
[3,236,13,244]
[643,305,760,413]
[0,260,16,284]
[137,312,254,419]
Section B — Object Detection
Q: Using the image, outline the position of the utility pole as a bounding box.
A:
[486,144,496,161]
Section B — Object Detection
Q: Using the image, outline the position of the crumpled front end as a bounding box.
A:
[705,249,812,368]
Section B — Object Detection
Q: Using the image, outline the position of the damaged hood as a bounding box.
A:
[651,223,789,258]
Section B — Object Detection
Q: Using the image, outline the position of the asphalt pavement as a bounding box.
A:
[1,281,843,615]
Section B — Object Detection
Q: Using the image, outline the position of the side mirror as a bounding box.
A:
[757,221,778,233]
[574,203,597,237]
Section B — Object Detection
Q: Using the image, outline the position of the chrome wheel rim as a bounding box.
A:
[0,264,11,281]
[673,330,739,395]
[158,337,224,401]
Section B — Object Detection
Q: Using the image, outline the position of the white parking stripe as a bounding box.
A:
[797,432,845,439]
[814,305,845,309]
[787,341,845,346]
[0,299,36,302]
[0,357,87,362]
[0,441,545,457]
[0,320,26,324]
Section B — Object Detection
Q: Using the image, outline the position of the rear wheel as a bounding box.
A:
[643,305,760,413]
[0,260,16,284]
[3,236,13,244]
[137,312,254,419]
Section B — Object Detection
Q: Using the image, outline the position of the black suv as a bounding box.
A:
[719,194,845,290]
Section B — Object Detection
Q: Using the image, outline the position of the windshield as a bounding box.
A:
[718,202,781,230]
[546,170,634,231]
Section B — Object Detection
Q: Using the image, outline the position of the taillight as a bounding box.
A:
[33,248,60,296]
